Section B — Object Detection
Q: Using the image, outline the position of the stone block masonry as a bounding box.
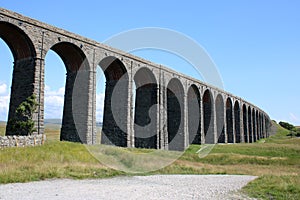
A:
[0,134,46,148]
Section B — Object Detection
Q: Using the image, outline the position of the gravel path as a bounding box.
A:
[0,175,257,200]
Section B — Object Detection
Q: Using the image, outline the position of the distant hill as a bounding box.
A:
[1,120,62,125]
[44,119,102,127]
[44,119,62,125]
[96,122,103,127]
[2,119,102,127]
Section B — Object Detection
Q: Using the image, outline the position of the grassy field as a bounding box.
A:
[0,122,6,136]
[0,122,299,199]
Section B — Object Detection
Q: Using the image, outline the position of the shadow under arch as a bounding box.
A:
[98,56,129,147]
[226,98,233,143]
[216,94,225,143]
[234,101,241,143]
[243,104,248,143]
[49,42,90,143]
[0,22,37,135]
[133,67,158,149]
[256,110,260,140]
[187,84,201,145]
[260,113,264,139]
[167,78,184,151]
[0,22,36,60]
[203,89,214,144]
[248,106,253,143]
[252,108,257,142]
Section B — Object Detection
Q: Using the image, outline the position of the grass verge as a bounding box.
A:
[0,140,124,183]
[0,122,299,199]
[0,122,6,136]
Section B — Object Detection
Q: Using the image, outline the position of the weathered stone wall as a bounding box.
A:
[0,134,46,148]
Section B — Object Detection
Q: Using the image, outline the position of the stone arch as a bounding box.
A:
[133,67,158,149]
[1,22,38,135]
[234,101,241,143]
[187,84,201,144]
[216,94,225,143]
[48,42,90,143]
[98,56,129,147]
[0,22,36,60]
[243,104,248,143]
[203,89,214,144]
[226,98,234,143]
[50,42,88,72]
[252,108,257,142]
[248,106,253,143]
[167,78,185,151]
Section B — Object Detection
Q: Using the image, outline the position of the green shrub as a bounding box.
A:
[287,131,297,138]
[279,121,296,131]
[7,94,38,136]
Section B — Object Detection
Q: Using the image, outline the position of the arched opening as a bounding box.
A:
[264,117,267,137]
[44,50,66,140]
[226,98,233,143]
[133,68,158,149]
[261,114,265,138]
[216,94,225,143]
[203,89,214,144]
[187,85,201,144]
[234,101,241,143]
[0,22,37,136]
[256,111,260,140]
[243,104,248,143]
[167,78,184,151]
[98,56,129,147]
[260,113,263,139]
[95,66,105,144]
[0,38,13,123]
[49,42,89,143]
[248,106,253,143]
[259,112,262,139]
[261,114,264,138]
[252,108,256,142]
[265,117,270,138]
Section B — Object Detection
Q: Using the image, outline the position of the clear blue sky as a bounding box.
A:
[0,0,299,125]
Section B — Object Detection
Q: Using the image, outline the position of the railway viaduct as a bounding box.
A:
[0,8,271,151]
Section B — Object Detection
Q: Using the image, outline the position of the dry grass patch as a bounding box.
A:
[0,123,6,136]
